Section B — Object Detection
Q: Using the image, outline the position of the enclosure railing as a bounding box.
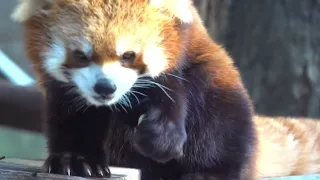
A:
[0,49,34,86]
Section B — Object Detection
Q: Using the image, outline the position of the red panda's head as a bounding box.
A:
[12,0,196,106]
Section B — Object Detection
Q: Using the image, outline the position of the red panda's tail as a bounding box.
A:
[253,115,320,178]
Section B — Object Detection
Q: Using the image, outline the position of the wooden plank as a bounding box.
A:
[262,175,320,180]
[0,80,44,133]
[1,157,320,180]
[0,157,140,180]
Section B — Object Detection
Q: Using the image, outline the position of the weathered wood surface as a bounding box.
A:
[263,175,320,180]
[0,157,140,180]
[1,157,320,180]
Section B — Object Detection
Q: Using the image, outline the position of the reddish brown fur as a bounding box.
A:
[184,9,244,90]
[24,0,189,81]
[254,115,320,178]
[16,0,320,179]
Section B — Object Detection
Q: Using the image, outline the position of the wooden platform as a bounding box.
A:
[1,156,320,180]
[0,157,141,180]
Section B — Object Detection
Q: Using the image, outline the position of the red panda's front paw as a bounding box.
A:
[132,113,187,163]
[43,152,111,178]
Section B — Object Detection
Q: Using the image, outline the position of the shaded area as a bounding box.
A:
[196,1,320,118]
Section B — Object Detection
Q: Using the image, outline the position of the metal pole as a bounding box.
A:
[0,50,34,86]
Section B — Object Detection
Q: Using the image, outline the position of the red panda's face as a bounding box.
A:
[13,0,193,106]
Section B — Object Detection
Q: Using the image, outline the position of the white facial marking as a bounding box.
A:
[72,38,93,56]
[149,0,163,6]
[173,0,193,23]
[83,42,93,55]
[43,39,69,82]
[71,62,138,107]
[43,37,139,107]
[143,44,168,77]
[116,39,128,56]
[116,37,168,78]
[43,38,94,83]
[116,38,141,56]
[70,63,102,106]
[102,62,138,105]
[149,0,193,24]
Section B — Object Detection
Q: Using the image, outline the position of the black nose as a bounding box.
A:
[94,79,117,97]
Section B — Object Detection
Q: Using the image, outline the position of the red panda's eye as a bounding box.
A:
[121,51,136,63]
[73,50,90,63]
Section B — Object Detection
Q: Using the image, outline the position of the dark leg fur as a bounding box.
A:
[43,81,111,177]
[42,61,256,179]
[132,76,188,163]
[156,63,256,180]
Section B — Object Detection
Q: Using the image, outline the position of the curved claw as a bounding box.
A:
[83,163,92,177]
[67,167,71,176]
[44,155,55,174]
[96,165,104,177]
[104,166,111,177]
[61,164,72,176]
[48,165,51,173]
[44,153,111,177]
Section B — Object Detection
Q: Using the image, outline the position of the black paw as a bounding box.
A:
[132,112,187,163]
[43,152,111,178]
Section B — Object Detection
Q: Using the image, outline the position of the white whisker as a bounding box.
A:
[137,79,175,102]
[65,87,78,95]
[76,102,87,112]
[124,94,132,109]
[118,103,128,113]
[129,91,140,104]
[82,103,91,113]
[132,83,155,88]
[138,79,172,91]
[112,104,120,112]
[164,73,188,82]
[131,90,147,97]
[109,105,115,112]
[119,96,128,108]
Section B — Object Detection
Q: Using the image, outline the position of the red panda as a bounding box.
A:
[11,0,320,179]
[253,115,320,178]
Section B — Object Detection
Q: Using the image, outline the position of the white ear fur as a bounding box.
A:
[11,0,54,23]
[149,0,193,24]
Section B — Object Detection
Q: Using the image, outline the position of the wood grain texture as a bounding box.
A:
[0,158,319,180]
[0,158,140,180]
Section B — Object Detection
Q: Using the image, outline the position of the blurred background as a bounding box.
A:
[0,1,319,160]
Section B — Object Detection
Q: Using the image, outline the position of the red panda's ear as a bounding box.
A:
[149,0,193,24]
[11,0,55,23]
